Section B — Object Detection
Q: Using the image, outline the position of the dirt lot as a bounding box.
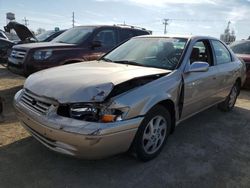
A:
[0,64,250,188]
[0,65,28,146]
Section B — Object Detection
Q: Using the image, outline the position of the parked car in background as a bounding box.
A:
[230,40,250,88]
[4,21,66,44]
[8,25,151,76]
[4,21,37,44]
[14,35,246,161]
[0,38,14,63]
[0,29,8,39]
[36,30,66,42]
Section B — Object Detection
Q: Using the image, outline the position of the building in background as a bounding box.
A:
[220,21,236,44]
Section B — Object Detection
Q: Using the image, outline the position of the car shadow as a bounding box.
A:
[1,105,250,187]
[0,85,23,123]
[0,65,25,80]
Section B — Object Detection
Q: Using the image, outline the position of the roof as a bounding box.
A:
[135,34,219,40]
[73,25,150,31]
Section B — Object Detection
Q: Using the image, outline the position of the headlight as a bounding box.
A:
[68,103,129,123]
[33,49,53,60]
[70,104,99,122]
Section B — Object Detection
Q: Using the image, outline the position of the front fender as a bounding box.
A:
[108,71,182,120]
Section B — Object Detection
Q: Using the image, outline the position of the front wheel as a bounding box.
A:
[132,105,171,161]
[218,82,240,112]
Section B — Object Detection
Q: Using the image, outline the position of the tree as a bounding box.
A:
[36,28,46,35]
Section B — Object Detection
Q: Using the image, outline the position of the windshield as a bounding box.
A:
[36,30,55,42]
[230,41,250,55]
[52,26,94,44]
[103,37,188,70]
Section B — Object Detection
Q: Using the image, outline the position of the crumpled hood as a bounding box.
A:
[24,61,170,103]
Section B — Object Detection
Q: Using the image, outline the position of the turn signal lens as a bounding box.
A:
[101,115,116,122]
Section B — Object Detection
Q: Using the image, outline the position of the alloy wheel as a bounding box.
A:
[142,115,167,154]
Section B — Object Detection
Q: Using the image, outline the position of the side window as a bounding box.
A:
[120,29,135,42]
[93,29,117,48]
[190,40,213,66]
[211,40,232,65]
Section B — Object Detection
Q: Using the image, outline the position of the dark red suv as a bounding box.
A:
[8,25,151,76]
[230,40,250,88]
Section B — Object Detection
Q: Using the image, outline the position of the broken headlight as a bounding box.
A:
[70,104,99,122]
[68,104,129,123]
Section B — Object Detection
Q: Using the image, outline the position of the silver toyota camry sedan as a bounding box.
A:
[14,35,246,161]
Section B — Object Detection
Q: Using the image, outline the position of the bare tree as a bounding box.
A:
[36,28,46,35]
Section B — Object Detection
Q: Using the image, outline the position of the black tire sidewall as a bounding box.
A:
[218,82,240,112]
[133,105,171,161]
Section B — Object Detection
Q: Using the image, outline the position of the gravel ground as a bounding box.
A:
[0,64,250,188]
[0,65,29,147]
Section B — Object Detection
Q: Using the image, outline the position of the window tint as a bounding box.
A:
[190,40,213,66]
[212,40,232,64]
[93,29,117,48]
[120,29,135,42]
[53,26,93,44]
[135,30,149,36]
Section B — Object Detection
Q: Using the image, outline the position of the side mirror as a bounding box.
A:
[186,61,209,73]
[91,40,102,48]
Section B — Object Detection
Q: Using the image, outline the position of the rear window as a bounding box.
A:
[120,29,135,42]
[135,30,150,36]
[230,41,250,55]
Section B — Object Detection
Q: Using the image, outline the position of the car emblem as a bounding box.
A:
[31,99,37,105]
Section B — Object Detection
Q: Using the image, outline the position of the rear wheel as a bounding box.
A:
[218,82,240,112]
[132,105,171,161]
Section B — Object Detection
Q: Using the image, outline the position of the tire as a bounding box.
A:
[218,82,240,112]
[132,105,171,162]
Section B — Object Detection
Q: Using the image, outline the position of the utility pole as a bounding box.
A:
[72,12,75,28]
[163,19,169,34]
[23,17,29,26]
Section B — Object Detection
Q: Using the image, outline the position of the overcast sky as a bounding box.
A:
[0,0,250,39]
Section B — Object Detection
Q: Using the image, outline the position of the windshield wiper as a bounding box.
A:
[101,57,114,62]
[113,60,144,67]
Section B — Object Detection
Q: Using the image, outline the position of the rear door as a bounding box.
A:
[182,40,220,119]
[210,40,238,99]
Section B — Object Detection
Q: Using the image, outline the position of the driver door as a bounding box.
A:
[181,40,220,119]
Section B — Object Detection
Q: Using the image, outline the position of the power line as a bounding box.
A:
[72,12,75,28]
[22,17,29,26]
[163,18,169,34]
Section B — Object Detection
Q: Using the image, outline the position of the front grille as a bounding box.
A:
[10,49,27,60]
[20,90,52,115]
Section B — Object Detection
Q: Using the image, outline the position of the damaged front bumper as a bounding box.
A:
[14,90,143,159]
